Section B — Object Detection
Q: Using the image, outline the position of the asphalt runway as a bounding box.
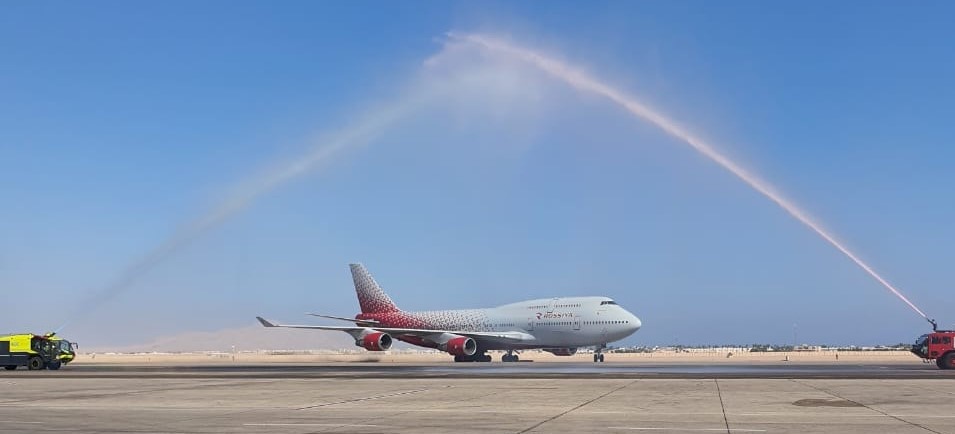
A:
[13,361,951,379]
[4,363,955,433]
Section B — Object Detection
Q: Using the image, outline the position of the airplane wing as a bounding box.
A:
[256,317,535,344]
[257,316,363,331]
[305,313,380,325]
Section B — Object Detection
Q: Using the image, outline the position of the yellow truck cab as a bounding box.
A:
[0,333,77,370]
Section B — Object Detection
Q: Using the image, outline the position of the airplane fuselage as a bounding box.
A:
[356,296,641,350]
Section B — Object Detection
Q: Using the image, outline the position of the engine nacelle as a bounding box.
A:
[357,332,393,351]
[442,336,477,356]
[543,348,578,356]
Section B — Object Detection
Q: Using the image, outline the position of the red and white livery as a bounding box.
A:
[257,264,641,362]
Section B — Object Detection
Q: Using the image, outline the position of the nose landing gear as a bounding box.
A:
[593,345,606,363]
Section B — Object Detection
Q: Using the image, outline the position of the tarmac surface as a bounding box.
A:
[3,363,955,433]
[20,361,954,379]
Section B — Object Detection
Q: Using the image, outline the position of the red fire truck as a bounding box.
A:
[911,320,955,369]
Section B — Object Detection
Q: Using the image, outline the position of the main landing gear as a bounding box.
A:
[454,352,492,362]
[593,345,606,363]
[502,350,520,363]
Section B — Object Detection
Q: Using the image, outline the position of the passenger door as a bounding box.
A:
[546,298,558,313]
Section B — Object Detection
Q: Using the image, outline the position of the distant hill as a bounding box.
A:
[87,325,355,353]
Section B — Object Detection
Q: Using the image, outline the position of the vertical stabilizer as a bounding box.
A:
[349,263,400,313]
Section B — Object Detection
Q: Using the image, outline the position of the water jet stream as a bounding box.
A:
[449,33,929,320]
[57,96,427,332]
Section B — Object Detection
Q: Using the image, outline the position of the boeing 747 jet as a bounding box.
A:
[257,264,641,362]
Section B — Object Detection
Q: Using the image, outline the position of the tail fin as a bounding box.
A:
[349,263,400,313]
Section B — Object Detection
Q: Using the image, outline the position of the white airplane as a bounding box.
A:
[257,264,641,362]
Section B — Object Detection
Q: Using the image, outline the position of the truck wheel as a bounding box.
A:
[47,361,62,371]
[27,356,45,371]
[3,365,16,371]
[941,353,955,370]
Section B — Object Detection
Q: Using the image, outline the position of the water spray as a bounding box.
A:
[57,32,934,336]
[446,32,932,324]
[57,95,430,333]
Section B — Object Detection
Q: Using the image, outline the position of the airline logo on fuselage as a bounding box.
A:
[536,312,574,319]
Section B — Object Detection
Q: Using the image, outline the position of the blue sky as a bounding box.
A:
[2,1,954,347]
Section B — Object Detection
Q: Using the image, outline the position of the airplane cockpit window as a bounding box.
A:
[600,300,617,305]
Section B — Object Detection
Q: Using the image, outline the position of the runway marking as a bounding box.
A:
[297,388,431,410]
[351,388,505,432]
[589,411,724,415]
[736,412,955,418]
[714,379,730,434]
[791,380,943,434]
[405,409,955,419]
[608,428,766,432]
[518,380,638,434]
[408,409,543,414]
[243,423,381,427]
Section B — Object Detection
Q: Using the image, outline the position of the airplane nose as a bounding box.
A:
[628,312,642,332]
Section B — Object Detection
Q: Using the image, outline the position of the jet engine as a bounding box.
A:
[441,336,477,356]
[357,332,393,351]
[543,348,578,356]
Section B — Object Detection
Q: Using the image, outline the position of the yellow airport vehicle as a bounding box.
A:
[0,333,77,370]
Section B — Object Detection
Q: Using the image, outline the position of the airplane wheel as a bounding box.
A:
[47,361,62,370]
[482,354,492,362]
[593,354,599,363]
[513,354,519,362]
[599,354,605,363]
